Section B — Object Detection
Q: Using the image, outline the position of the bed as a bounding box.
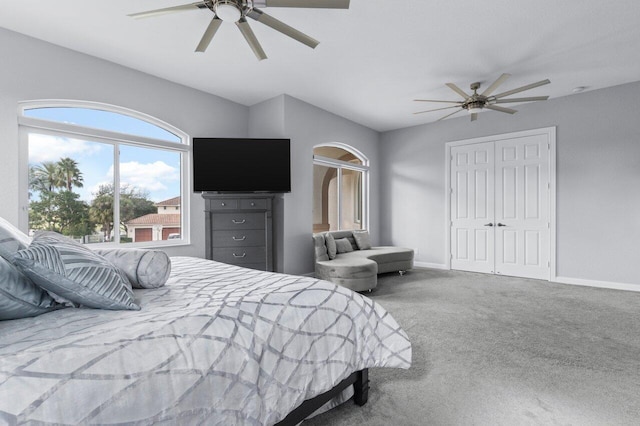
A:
[0,256,411,425]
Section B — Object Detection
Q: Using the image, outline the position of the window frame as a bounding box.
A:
[313,143,369,232]
[18,100,191,248]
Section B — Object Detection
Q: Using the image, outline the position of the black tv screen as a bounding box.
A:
[193,138,291,193]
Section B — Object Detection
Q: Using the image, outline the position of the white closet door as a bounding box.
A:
[450,142,495,274]
[494,135,550,279]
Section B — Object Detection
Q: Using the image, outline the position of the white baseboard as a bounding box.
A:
[414,261,448,270]
[553,276,640,293]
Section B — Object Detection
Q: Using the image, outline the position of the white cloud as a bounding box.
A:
[107,161,180,193]
[28,134,103,163]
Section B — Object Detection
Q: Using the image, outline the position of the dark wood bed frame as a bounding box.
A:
[275,369,369,426]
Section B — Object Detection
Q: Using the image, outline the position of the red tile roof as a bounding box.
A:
[155,196,181,207]
[126,213,180,226]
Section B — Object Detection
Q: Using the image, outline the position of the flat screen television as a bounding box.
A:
[193,138,291,193]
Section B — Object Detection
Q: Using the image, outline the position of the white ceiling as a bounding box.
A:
[2,1,640,132]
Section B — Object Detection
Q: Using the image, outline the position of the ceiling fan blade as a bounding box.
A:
[437,109,464,121]
[413,106,460,115]
[413,99,463,104]
[236,18,268,61]
[485,105,517,114]
[247,9,319,48]
[445,83,470,100]
[470,113,478,122]
[481,73,511,97]
[128,1,207,19]
[260,0,350,8]
[195,17,223,52]
[493,96,549,103]
[493,79,551,99]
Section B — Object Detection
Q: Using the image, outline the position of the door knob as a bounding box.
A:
[497,223,507,227]
[484,223,494,227]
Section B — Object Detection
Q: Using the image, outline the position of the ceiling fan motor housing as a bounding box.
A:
[465,100,485,112]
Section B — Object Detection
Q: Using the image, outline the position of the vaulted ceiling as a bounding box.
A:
[2,1,640,131]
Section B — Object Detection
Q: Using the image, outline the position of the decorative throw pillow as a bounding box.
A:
[0,216,31,263]
[335,238,354,254]
[0,256,61,320]
[13,232,140,311]
[352,230,372,250]
[325,233,337,260]
[92,248,171,289]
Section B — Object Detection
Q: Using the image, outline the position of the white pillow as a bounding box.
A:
[0,216,31,263]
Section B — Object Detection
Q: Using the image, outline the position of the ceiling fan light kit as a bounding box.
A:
[214,1,242,21]
[129,0,350,60]
[414,73,551,121]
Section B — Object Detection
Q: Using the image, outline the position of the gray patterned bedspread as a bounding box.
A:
[0,257,411,425]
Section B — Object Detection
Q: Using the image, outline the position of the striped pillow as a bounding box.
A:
[13,232,139,311]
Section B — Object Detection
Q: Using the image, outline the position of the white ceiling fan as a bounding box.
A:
[414,74,551,121]
[128,0,350,61]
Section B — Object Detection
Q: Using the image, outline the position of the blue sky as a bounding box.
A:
[26,108,181,203]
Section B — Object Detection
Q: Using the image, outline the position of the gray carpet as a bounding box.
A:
[303,268,640,426]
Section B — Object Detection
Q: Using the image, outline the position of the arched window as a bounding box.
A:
[18,101,189,247]
[313,144,369,233]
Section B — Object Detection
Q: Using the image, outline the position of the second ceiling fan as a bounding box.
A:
[414,74,550,121]
[129,0,350,60]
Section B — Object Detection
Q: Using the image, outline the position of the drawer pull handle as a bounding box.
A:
[232,236,247,241]
[221,202,226,206]
[251,202,256,206]
[232,219,246,224]
[233,253,247,258]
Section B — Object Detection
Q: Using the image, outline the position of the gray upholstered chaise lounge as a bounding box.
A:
[313,230,414,292]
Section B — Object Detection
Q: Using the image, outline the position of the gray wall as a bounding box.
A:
[380,81,640,286]
[0,29,379,275]
[0,28,249,258]
[249,95,380,275]
[3,27,638,284]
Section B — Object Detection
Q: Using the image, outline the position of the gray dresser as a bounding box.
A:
[203,193,274,271]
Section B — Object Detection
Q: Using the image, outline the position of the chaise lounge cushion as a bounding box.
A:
[314,255,378,291]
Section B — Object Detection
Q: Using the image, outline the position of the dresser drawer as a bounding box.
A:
[212,247,266,265]
[238,263,268,271]
[212,230,265,247]
[207,199,238,210]
[239,199,268,210]
[212,212,265,230]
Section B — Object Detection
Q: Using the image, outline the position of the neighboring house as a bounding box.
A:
[126,196,180,242]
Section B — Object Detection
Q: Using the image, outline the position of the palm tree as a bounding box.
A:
[31,161,64,193]
[90,184,114,240]
[57,157,84,191]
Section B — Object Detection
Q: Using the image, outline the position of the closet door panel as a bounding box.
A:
[450,142,495,274]
[495,135,550,279]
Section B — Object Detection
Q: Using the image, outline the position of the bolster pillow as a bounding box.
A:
[92,248,171,289]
